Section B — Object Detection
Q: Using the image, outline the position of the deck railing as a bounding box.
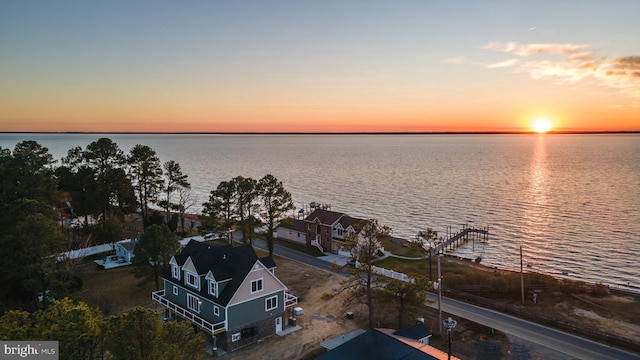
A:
[285,292,298,308]
[312,236,324,253]
[152,290,227,335]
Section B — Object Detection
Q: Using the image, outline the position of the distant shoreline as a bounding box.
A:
[1,131,639,135]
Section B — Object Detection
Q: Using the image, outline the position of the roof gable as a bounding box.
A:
[163,241,278,306]
[227,260,287,306]
[183,257,197,274]
[305,209,345,225]
[117,241,136,252]
[317,329,438,360]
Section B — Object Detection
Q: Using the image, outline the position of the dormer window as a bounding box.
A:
[251,278,263,293]
[172,264,180,280]
[185,271,199,289]
[209,280,218,297]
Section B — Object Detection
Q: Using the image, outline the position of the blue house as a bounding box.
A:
[152,241,297,352]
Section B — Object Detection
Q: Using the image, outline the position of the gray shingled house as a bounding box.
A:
[152,240,297,352]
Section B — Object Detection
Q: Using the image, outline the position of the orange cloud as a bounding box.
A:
[483,41,640,100]
[514,43,590,56]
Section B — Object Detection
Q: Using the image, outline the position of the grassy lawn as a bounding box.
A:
[380,237,424,257]
[73,262,157,316]
[374,257,428,277]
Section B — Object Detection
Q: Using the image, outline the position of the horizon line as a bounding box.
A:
[1,130,639,135]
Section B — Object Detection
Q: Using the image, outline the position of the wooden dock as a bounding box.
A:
[433,225,489,254]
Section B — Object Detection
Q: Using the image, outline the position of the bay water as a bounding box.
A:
[1,133,638,291]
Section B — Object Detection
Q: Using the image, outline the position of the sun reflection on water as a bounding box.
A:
[522,135,551,259]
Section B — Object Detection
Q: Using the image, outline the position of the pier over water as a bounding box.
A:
[433,225,489,255]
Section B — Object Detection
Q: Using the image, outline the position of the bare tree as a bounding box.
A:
[414,229,443,281]
[175,187,198,235]
[341,219,390,329]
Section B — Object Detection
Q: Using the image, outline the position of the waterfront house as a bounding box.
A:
[276,217,308,245]
[152,240,298,352]
[277,209,364,254]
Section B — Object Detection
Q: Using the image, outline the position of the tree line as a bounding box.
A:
[200,174,293,255]
[0,139,192,313]
[0,298,205,360]
[0,138,294,315]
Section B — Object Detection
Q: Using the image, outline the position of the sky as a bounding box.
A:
[1,1,639,133]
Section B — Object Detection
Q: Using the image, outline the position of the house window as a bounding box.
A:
[251,279,263,293]
[213,305,220,316]
[265,295,278,311]
[209,281,218,297]
[173,286,178,296]
[172,265,180,280]
[186,271,199,289]
[187,294,201,313]
[337,228,343,236]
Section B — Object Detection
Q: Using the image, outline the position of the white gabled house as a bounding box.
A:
[152,240,297,352]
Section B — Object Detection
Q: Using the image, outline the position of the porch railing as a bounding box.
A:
[285,292,298,308]
[312,236,324,253]
[152,290,227,335]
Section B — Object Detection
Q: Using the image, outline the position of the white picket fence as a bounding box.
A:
[356,262,415,283]
[61,243,114,260]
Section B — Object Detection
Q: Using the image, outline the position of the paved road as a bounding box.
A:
[427,294,640,360]
[258,240,640,360]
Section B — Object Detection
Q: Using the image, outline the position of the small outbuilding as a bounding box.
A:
[392,323,432,345]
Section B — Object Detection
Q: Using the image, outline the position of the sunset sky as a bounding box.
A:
[1,1,639,133]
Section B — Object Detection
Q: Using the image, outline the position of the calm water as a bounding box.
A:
[1,133,639,291]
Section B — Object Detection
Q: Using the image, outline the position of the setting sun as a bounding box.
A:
[532,118,553,133]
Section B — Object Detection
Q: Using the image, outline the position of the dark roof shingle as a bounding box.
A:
[165,241,276,306]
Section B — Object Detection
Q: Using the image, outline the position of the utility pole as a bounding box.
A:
[520,246,525,305]
[438,253,442,335]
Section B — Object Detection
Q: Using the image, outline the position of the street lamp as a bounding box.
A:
[443,317,457,360]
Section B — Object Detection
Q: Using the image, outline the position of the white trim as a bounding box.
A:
[164,280,225,310]
[172,264,181,280]
[227,260,290,307]
[213,305,220,316]
[265,295,278,311]
[173,286,178,295]
[187,293,201,313]
[185,271,200,289]
[209,280,218,297]
[229,289,282,308]
[250,278,263,293]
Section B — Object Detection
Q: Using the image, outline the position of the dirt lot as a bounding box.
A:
[230,255,364,360]
[75,250,640,360]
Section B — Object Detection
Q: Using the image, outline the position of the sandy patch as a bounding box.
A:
[572,308,640,341]
[229,257,364,360]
